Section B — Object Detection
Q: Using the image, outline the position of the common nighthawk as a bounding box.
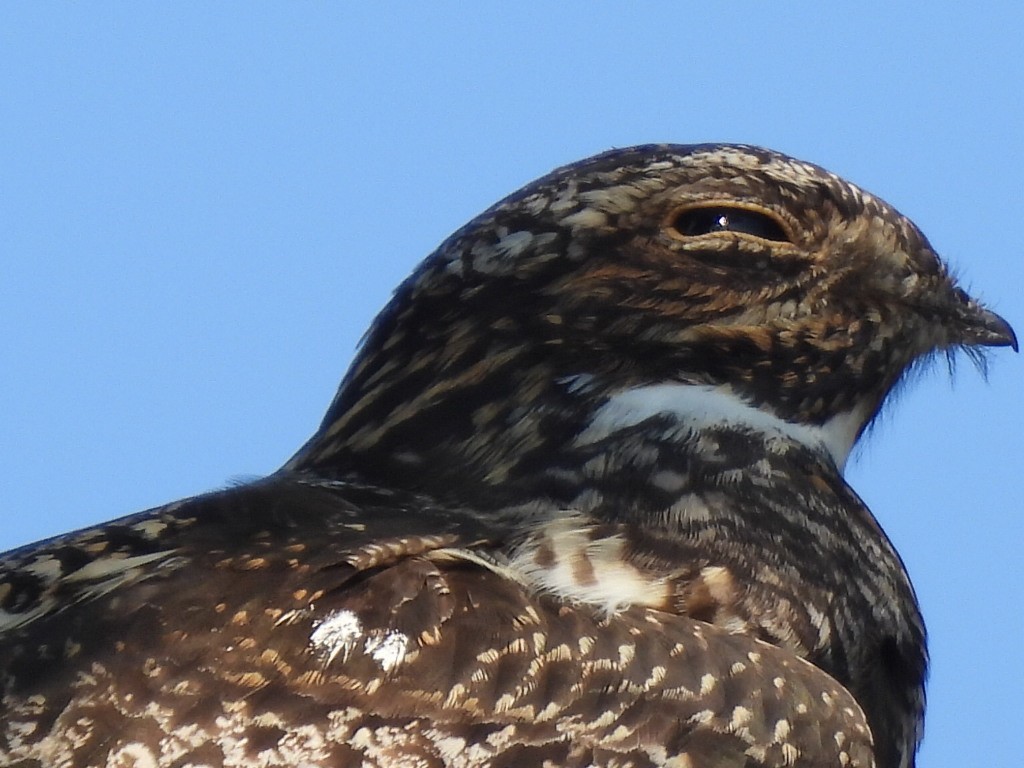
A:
[0,145,1015,768]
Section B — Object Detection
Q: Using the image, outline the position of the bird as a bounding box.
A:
[0,144,1015,768]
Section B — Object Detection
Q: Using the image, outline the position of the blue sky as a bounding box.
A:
[2,5,1020,764]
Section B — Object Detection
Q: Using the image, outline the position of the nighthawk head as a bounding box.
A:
[287,143,1015,495]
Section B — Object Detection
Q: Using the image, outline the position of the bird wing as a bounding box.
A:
[0,478,874,767]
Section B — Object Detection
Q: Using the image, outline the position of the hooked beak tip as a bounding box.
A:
[968,307,1018,352]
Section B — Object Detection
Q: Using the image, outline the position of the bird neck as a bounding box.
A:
[577,382,867,472]
[284,372,868,510]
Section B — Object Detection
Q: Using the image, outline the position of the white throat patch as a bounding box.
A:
[577,383,865,473]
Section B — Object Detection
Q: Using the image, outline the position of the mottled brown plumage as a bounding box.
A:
[1,144,1015,768]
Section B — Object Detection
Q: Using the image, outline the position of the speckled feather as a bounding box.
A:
[1,144,1015,768]
[1,480,874,767]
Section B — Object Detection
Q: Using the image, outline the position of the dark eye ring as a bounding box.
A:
[667,204,791,243]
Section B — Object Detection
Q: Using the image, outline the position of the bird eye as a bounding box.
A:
[669,206,790,243]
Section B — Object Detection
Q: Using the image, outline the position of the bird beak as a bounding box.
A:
[960,305,1018,352]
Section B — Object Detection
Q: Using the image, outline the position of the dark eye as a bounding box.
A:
[670,206,790,242]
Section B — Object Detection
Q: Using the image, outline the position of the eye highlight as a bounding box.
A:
[668,205,791,243]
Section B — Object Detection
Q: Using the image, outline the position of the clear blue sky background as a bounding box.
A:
[2,5,1020,764]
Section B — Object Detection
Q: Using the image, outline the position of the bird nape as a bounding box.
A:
[1,144,1016,768]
